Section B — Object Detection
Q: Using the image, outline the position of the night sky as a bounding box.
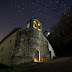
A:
[0,0,72,41]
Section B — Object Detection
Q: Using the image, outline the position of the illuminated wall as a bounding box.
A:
[27,19,42,31]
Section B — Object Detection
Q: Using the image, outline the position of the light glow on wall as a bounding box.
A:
[38,24,41,31]
[33,21,37,29]
[34,49,41,62]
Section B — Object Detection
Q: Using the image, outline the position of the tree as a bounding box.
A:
[48,6,72,56]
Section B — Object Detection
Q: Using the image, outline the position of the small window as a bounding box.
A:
[10,40,12,43]
[1,47,3,52]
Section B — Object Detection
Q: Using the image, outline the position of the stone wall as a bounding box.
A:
[13,28,50,65]
[0,28,50,66]
[0,30,18,66]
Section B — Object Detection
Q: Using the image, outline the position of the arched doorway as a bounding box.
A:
[34,49,40,62]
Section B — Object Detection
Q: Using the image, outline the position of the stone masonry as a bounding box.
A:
[0,19,50,66]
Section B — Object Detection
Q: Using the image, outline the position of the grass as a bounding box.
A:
[0,61,35,72]
[0,60,47,72]
[0,59,54,72]
[0,57,72,72]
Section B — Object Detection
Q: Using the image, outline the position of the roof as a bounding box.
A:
[27,19,41,24]
[0,27,20,44]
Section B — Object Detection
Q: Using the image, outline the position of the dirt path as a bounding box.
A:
[0,57,72,72]
[19,57,72,72]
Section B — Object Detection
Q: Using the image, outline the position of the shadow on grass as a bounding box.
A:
[0,64,14,72]
[0,61,34,72]
[0,64,11,69]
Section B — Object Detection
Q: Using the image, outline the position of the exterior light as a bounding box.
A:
[38,24,41,31]
[33,21,37,29]
[48,32,50,35]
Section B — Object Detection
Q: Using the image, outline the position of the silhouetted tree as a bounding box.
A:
[48,6,72,57]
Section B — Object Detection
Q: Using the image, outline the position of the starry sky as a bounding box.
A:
[0,0,72,41]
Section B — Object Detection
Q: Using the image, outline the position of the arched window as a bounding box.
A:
[33,21,37,29]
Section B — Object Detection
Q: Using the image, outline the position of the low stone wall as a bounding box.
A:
[0,31,18,66]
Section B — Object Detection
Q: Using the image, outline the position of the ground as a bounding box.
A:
[0,57,72,72]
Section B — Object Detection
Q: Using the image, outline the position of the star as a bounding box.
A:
[28,12,30,14]
[40,13,41,15]
[54,8,56,9]
[23,3,24,5]
[22,8,24,10]
[64,12,66,14]
[67,7,69,9]
[56,1,59,4]
[62,2,64,4]
[68,15,69,16]
[46,8,48,10]
[68,2,69,4]
[8,25,9,27]
[17,5,20,8]
[21,14,24,16]
[37,3,39,6]
[38,9,40,10]
[60,6,61,8]
[32,11,34,13]
[22,24,24,26]
[32,3,33,5]
[19,10,21,13]
[51,8,52,9]
[32,16,34,17]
